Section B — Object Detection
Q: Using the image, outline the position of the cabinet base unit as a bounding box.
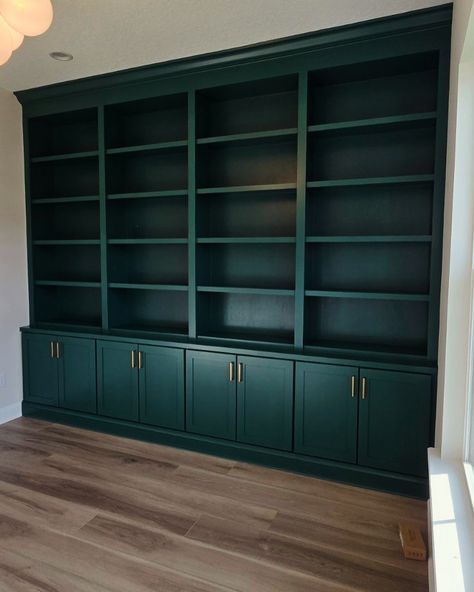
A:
[18,8,451,502]
[21,327,435,500]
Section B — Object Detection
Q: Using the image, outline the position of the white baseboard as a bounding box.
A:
[0,401,22,425]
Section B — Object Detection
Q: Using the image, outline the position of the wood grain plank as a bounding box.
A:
[77,512,345,592]
[0,513,232,592]
[42,421,235,474]
[187,513,427,590]
[168,465,426,527]
[0,480,97,535]
[0,458,198,537]
[0,429,178,481]
[43,452,277,530]
[229,462,427,521]
[0,549,113,592]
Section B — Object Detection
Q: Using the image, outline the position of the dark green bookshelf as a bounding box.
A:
[19,7,452,497]
[24,44,446,356]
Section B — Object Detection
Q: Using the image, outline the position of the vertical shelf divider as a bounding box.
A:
[426,45,450,361]
[294,72,308,348]
[98,105,109,329]
[188,90,197,338]
[23,115,36,325]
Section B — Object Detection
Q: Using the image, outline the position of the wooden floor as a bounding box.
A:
[0,418,428,591]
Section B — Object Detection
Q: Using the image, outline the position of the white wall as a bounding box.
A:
[0,87,27,423]
[436,0,474,458]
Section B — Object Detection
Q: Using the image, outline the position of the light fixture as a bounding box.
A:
[0,0,53,66]
[50,51,72,61]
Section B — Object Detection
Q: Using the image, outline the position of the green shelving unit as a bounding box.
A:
[18,6,452,497]
[24,42,447,358]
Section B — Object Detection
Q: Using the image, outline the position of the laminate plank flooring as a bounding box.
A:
[0,418,428,591]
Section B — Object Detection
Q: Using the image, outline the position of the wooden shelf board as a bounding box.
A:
[305,290,430,302]
[198,330,294,346]
[308,112,437,133]
[198,286,295,296]
[307,175,435,188]
[109,283,188,291]
[197,183,297,195]
[32,195,100,205]
[106,140,187,155]
[109,325,188,337]
[35,280,101,288]
[107,189,187,200]
[197,128,298,145]
[107,238,188,245]
[30,150,99,163]
[33,240,101,246]
[305,235,432,243]
[304,340,427,358]
[197,236,296,244]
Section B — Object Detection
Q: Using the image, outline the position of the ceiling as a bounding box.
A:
[0,0,448,92]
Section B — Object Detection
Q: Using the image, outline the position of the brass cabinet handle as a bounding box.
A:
[237,363,243,383]
[351,375,356,398]
[138,351,143,369]
[229,362,234,382]
[50,341,55,359]
[361,377,367,400]
[131,350,136,369]
[55,342,60,359]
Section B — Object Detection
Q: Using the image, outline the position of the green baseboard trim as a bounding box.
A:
[22,401,428,499]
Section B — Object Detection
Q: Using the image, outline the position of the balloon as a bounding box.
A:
[0,0,53,37]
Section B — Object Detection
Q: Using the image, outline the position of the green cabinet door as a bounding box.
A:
[97,340,139,421]
[294,362,358,463]
[139,345,184,430]
[58,337,97,413]
[358,368,432,476]
[186,350,236,440]
[236,356,294,451]
[22,333,59,406]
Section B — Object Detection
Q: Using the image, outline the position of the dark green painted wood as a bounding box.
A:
[294,362,358,463]
[236,355,294,451]
[58,336,97,413]
[21,325,439,374]
[358,368,432,476]
[139,345,184,430]
[294,72,308,348]
[97,340,139,421]
[15,6,452,108]
[22,402,428,499]
[22,333,59,406]
[186,350,236,440]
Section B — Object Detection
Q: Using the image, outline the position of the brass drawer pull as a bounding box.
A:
[55,342,60,359]
[138,351,143,369]
[229,362,234,382]
[131,350,136,369]
[50,341,55,359]
[237,363,243,383]
[361,377,367,400]
[351,375,355,398]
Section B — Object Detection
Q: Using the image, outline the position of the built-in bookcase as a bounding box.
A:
[28,108,101,328]
[26,46,446,360]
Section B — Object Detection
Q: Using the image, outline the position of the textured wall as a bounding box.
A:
[0,88,27,422]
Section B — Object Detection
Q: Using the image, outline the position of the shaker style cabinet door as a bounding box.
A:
[358,368,432,476]
[139,345,184,430]
[97,340,139,421]
[186,350,236,440]
[58,336,97,413]
[236,356,294,451]
[22,333,59,406]
[294,362,358,463]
